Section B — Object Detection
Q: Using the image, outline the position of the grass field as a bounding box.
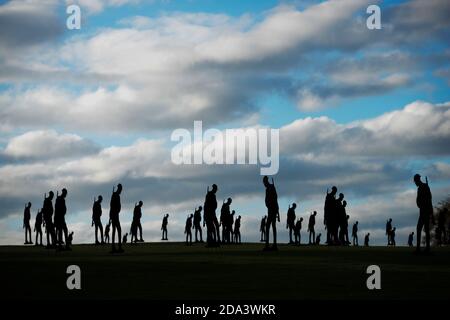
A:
[1,243,449,300]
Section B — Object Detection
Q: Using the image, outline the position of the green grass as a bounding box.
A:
[1,243,449,300]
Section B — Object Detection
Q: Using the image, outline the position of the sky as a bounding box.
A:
[0,0,449,246]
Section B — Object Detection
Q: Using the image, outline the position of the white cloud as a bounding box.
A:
[4,130,98,159]
[282,101,450,158]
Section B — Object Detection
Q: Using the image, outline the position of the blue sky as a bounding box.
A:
[0,0,450,245]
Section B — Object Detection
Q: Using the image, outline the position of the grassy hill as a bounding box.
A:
[1,243,449,300]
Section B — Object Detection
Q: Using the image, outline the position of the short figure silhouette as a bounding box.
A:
[54,188,69,250]
[193,206,203,242]
[234,215,242,244]
[204,184,220,247]
[23,202,33,244]
[34,208,43,246]
[352,221,359,246]
[260,215,267,242]
[414,174,434,254]
[386,218,393,246]
[42,191,56,249]
[263,176,280,251]
[294,217,303,245]
[408,232,414,247]
[122,233,128,244]
[286,203,297,244]
[67,231,74,246]
[161,214,169,240]
[92,195,104,245]
[185,214,193,245]
[308,211,317,245]
[110,183,123,253]
[391,227,396,247]
[324,186,337,245]
[105,221,111,243]
[315,233,321,245]
[364,233,370,247]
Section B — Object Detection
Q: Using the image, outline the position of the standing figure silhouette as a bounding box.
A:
[352,221,359,246]
[414,173,434,254]
[234,215,242,244]
[185,214,193,245]
[263,176,279,251]
[286,203,296,244]
[324,186,337,245]
[109,183,123,253]
[42,191,56,249]
[193,206,203,242]
[294,217,303,246]
[204,184,219,247]
[54,188,69,250]
[92,195,104,245]
[34,208,43,246]
[386,218,393,246]
[308,211,317,245]
[161,214,169,240]
[23,202,33,244]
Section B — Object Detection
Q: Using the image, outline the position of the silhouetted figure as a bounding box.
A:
[228,210,236,243]
[324,186,337,245]
[92,195,104,245]
[315,233,321,245]
[130,219,138,244]
[34,208,43,246]
[352,221,359,246]
[193,206,203,242]
[260,216,267,242]
[23,202,33,244]
[308,211,317,245]
[161,214,169,240]
[234,215,241,244]
[67,231,74,247]
[391,227,396,246]
[286,203,296,244]
[263,176,280,251]
[110,183,123,253]
[204,184,219,247]
[335,193,345,245]
[339,201,350,245]
[437,208,448,245]
[386,218,393,246]
[414,174,434,254]
[54,188,69,250]
[294,217,303,245]
[105,222,111,243]
[185,214,193,245]
[364,233,370,247]
[220,198,232,243]
[42,191,56,249]
[122,233,128,244]
[408,232,414,247]
[132,201,144,242]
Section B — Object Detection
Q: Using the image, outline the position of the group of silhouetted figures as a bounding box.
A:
[23,189,73,250]
[22,173,445,254]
